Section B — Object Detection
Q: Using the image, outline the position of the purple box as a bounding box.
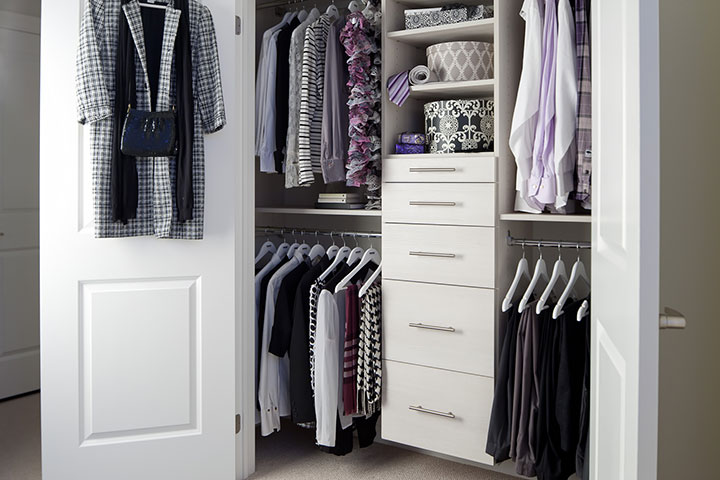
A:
[395,143,426,154]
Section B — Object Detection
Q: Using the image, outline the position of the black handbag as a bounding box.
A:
[120,105,177,157]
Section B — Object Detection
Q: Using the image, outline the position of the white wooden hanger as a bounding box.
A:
[347,234,364,265]
[286,230,301,258]
[348,0,362,13]
[335,244,381,294]
[536,247,569,314]
[518,244,550,313]
[326,232,340,260]
[576,299,590,322]
[326,0,340,18]
[139,0,169,11]
[501,242,531,312]
[362,0,374,16]
[295,231,311,258]
[553,248,591,319]
[359,261,382,297]
[308,231,326,261]
[254,230,277,264]
[319,241,351,282]
[272,230,291,261]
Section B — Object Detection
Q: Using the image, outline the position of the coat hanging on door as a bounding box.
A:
[76,0,226,239]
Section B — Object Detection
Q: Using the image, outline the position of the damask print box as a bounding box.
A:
[424,99,494,154]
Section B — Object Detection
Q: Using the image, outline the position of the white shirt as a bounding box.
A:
[554,0,578,209]
[314,289,340,447]
[253,251,285,418]
[509,0,544,213]
[258,256,300,436]
[255,14,291,159]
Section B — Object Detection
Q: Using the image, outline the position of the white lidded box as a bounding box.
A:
[427,41,494,82]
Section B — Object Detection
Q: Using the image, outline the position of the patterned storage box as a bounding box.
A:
[468,4,494,21]
[404,7,467,30]
[424,98,494,154]
[427,41,494,81]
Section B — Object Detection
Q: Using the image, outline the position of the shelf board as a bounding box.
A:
[500,213,592,224]
[409,79,494,100]
[256,207,382,217]
[387,18,494,47]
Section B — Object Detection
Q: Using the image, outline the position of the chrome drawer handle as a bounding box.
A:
[409,251,456,258]
[408,167,457,173]
[408,201,456,207]
[409,322,456,332]
[409,405,456,419]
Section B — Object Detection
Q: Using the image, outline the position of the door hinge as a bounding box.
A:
[235,16,241,35]
[235,414,241,434]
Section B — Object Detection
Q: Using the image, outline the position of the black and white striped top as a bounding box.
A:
[298,14,334,186]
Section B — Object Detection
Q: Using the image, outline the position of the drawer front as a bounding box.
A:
[383,183,495,227]
[383,280,495,377]
[383,154,495,183]
[382,360,494,465]
[382,224,495,288]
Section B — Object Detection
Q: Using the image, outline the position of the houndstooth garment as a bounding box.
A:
[307,277,325,392]
[76,0,226,239]
[357,282,381,415]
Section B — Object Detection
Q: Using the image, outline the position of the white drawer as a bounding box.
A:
[383,154,495,183]
[382,224,495,288]
[382,360,494,465]
[382,280,495,377]
[383,183,495,227]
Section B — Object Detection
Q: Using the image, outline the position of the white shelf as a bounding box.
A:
[387,18,494,47]
[500,213,592,224]
[409,79,495,100]
[256,207,382,217]
[385,152,495,160]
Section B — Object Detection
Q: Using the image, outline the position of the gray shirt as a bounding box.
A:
[320,17,350,184]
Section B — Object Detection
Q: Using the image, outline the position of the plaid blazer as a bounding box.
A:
[76,0,226,239]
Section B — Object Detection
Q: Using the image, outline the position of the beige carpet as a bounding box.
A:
[251,420,515,480]
[0,392,42,480]
[0,394,515,480]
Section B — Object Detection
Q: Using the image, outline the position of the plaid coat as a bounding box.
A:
[76,0,226,239]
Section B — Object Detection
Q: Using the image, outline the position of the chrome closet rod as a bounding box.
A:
[256,226,382,239]
[506,231,591,250]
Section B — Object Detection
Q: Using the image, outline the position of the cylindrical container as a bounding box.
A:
[426,41,494,82]
[424,98,494,154]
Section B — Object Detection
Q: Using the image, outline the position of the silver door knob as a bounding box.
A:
[659,308,686,330]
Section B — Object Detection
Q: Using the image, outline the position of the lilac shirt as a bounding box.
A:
[528,0,558,207]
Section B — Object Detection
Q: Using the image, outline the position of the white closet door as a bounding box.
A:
[591,0,660,479]
[40,1,238,479]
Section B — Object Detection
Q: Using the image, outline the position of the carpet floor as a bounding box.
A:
[0,393,515,480]
[251,420,515,480]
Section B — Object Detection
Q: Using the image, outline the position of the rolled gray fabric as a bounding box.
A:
[409,65,437,85]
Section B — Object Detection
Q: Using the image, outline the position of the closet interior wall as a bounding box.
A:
[254,0,382,252]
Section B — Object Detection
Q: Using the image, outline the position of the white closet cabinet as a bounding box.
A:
[379,0,525,465]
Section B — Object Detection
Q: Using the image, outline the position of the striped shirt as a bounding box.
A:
[298,14,334,186]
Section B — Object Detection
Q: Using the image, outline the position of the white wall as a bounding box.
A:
[658,1,720,478]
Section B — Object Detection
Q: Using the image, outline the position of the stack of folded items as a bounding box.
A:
[315,193,366,210]
[395,132,426,154]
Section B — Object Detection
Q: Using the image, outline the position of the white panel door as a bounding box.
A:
[40,1,238,479]
[591,0,660,479]
[0,11,41,400]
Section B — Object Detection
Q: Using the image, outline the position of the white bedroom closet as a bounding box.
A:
[252,0,593,478]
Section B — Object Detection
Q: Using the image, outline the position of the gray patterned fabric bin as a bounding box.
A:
[424,98,494,154]
[427,41,494,81]
[404,7,467,30]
